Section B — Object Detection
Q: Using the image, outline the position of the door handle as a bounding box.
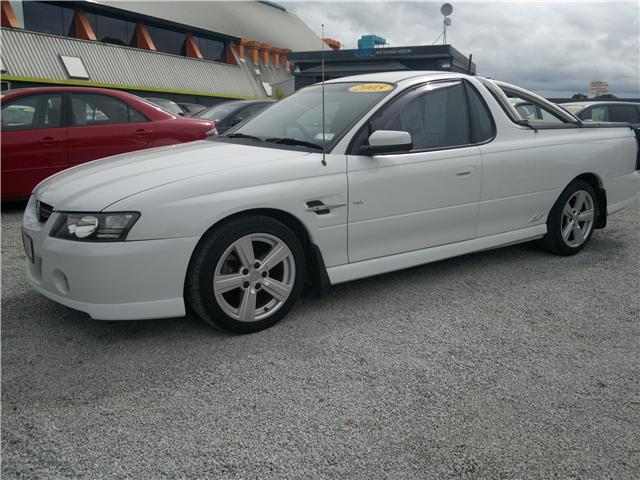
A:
[42,136,61,145]
[135,129,151,136]
[456,168,475,177]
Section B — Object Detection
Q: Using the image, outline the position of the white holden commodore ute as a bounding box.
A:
[23,72,640,333]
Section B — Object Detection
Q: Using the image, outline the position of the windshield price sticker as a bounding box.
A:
[349,83,394,93]
[314,132,335,141]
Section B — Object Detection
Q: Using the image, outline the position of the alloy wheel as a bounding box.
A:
[560,190,595,248]
[213,233,296,322]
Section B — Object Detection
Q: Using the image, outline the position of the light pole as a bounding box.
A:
[441,3,453,45]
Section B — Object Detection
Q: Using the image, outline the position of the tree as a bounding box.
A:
[594,93,619,100]
[571,93,588,100]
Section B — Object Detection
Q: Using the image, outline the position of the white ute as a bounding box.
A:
[23,72,640,333]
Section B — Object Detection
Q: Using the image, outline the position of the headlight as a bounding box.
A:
[51,212,140,242]
[24,195,38,223]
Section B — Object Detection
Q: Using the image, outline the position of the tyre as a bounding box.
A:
[186,215,305,334]
[538,180,598,256]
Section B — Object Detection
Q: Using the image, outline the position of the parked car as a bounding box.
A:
[144,97,185,116]
[560,101,640,125]
[196,100,274,134]
[1,87,215,200]
[22,72,639,333]
[177,102,207,116]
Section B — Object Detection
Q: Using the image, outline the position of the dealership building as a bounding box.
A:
[0,0,320,105]
[288,42,477,91]
[1,1,479,103]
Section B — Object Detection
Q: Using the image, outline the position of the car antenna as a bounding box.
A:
[321,24,327,166]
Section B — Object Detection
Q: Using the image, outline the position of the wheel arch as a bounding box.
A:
[186,207,331,296]
[571,172,607,229]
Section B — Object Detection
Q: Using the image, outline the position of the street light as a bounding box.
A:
[441,3,453,45]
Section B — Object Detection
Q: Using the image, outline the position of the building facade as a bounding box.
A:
[289,44,477,91]
[1,0,319,105]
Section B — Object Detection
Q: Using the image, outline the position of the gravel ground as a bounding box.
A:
[2,197,639,479]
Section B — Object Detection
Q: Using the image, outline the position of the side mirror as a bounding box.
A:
[357,130,413,155]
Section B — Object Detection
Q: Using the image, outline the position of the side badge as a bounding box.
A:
[528,212,544,223]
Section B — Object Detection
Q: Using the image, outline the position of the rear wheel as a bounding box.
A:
[186,216,305,333]
[538,180,598,256]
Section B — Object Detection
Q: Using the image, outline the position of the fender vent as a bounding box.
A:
[305,200,330,215]
[37,201,54,223]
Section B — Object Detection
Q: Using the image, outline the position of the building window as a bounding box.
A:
[147,25,186,56]
[23,1,75,37]
[20,2,229,64]
[195,36,227,62]
[84,12,136,47]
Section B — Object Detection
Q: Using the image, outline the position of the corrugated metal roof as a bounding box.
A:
[1,28,280,98]
[241,55,291,87]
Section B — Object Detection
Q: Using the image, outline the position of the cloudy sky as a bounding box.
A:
[282,1,640,98]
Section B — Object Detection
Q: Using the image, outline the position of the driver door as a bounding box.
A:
[347,80,483,263]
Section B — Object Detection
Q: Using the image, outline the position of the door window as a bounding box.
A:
[515,103,538,120]
[1,94,63,131]
[609,105,639,123]
[509,96,563,123]
[128,107,148,123]
[579,105,608,122]
[539,107,562,121]
[369,81,471,151]
[71,93,147,126]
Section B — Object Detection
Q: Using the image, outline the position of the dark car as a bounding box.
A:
[196,100,274,134]
[177,102,207,116]
[560,101,640,125]
[2,87,215,200]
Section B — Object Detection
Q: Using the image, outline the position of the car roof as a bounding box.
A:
[560,101,640,107]
[323,70,472,86]
[2,86,137,97]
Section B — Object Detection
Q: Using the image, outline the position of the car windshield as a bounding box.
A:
[220,82,395,150]
[197,102,244,122]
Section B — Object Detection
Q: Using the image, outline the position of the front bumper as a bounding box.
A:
[23,206,199,320]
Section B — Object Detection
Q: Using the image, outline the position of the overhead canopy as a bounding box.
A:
[301,60,410,75]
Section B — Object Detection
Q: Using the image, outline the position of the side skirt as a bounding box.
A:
[327,225,547,285]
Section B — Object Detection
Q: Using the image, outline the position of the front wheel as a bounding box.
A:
[186,216,305,333]
[538,180,598,256]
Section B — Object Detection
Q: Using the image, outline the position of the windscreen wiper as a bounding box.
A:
[225,133,264,141]
[265,137,323,150]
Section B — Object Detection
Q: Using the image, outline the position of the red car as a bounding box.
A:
[1,87,216,200]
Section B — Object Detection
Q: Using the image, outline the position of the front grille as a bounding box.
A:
[37,201,54,223]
